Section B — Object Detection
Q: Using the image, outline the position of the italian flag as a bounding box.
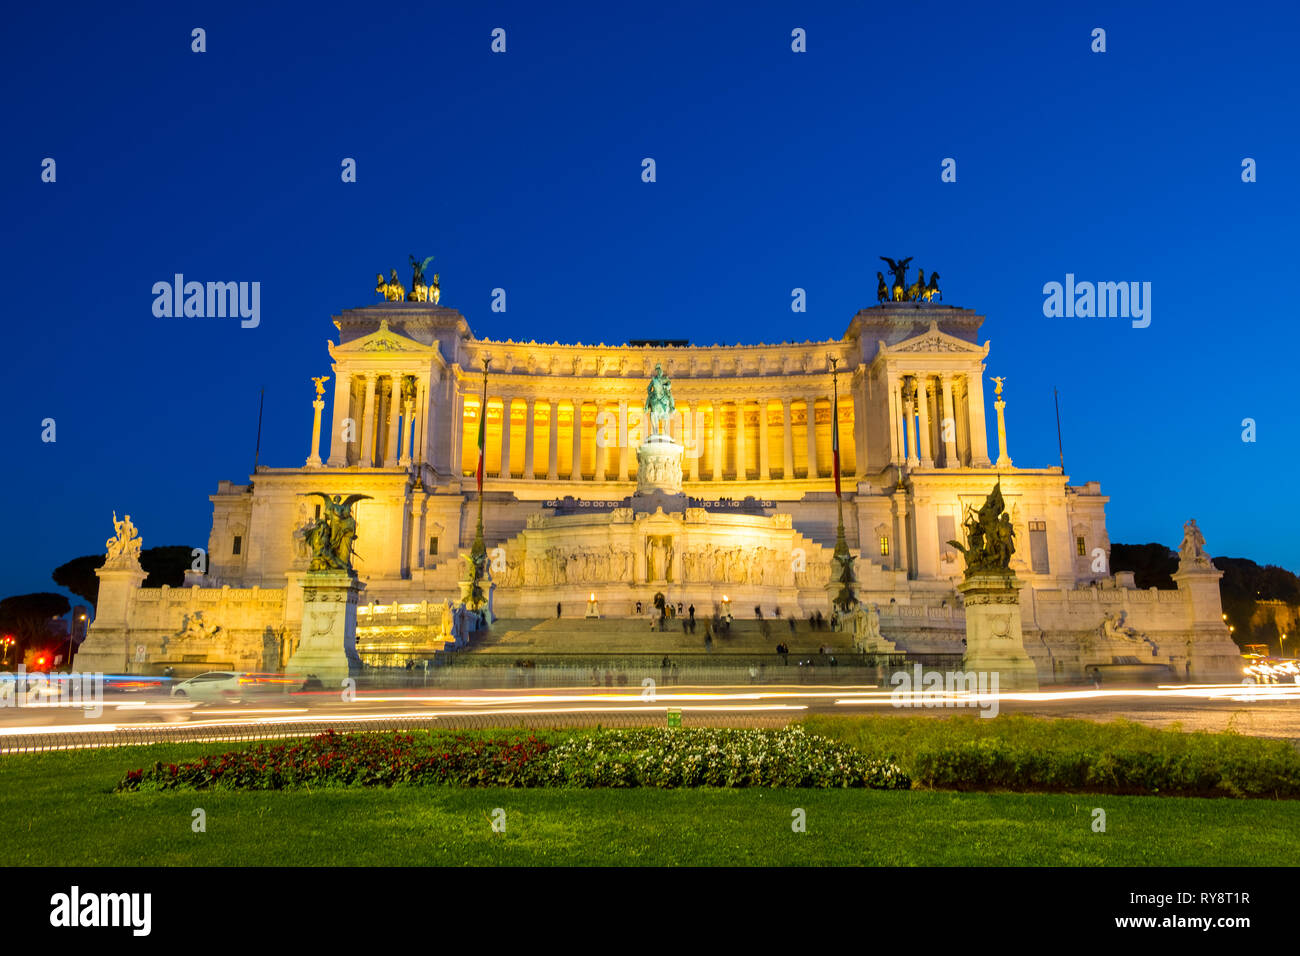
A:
[832,398,842,499]
[475,378,488,491]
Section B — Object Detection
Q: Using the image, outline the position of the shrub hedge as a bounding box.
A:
[115,726,908,792]
[802,714,1300,798]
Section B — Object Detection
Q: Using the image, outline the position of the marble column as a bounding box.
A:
[853,376,868,476]
[995,394,1013,468]
[734,400,747,481]
[687,401,700,481]
[327,375,349,466]
[359,373,377,468]
[967,371,993,467]
[892,488,911,578]
[398,397,413,466]
[617,398,630,481]
[499,396,512,478]
[407,489,425,574]
[594,403,608,481]
[711,402,724,481]
[941,375,959,467]
[805,396,819,478]
[782,398,794,478]
[385,376,402,466]
[522,398,536,480]
[414,378,428,466]
[903,380,919,467]
[888,377,903,466]
[547,400,559,480]
[917,377,934,468]
[449,382,463,476]
[307,395,325,467]
[758,399,770,479]
[570,399,583,480]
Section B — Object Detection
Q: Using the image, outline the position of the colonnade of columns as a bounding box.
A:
[324,371,429,468]
[463,394,856,482]
[891,372,988,469]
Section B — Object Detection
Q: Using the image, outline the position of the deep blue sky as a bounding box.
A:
[3,0,1298,600]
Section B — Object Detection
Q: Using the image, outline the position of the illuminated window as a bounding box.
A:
[428,536,439,556]
[232,535,242,556]
[1076,535,1086,556]
[879,536,890,557]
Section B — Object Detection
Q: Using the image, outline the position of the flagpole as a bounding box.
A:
[470,356,490,572]
[830,355,845,541]
[1054,386,1065,472]
[829,354,855,613]
[252,387,265,476]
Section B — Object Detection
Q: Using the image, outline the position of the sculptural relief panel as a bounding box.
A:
[523,544,634,586]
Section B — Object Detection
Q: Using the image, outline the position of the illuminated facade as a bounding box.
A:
[203,299,1110,601]
[77,294,1240,679]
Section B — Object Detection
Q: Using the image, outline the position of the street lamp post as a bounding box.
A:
[66,612,84,671]
[828,354,855,613]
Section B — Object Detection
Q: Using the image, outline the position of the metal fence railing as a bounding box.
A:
[0,710,797,755]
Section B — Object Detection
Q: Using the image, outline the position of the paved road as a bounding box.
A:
[3,678,1299,746]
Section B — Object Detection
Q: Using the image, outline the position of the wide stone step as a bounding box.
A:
[469,615,855,656]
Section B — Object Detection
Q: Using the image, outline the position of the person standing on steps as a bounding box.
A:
[556,602,562,619]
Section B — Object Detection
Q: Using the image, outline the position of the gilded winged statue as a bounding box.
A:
[300,492,372,571]
[880,256,913,301]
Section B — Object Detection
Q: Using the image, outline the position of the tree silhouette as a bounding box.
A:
[51,545,197,611]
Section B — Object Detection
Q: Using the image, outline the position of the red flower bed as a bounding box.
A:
[115,730,551,791]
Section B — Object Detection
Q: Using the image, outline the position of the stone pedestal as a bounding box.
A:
[286,571,364,683]
[75,565,148,673]
[994,398,1012,468]
[958,571,1038,690]
[637,436,683,493]
[306,398,324,467]
[635,437,686,512]
[841,603,896,654]
[1173,564,1242,680]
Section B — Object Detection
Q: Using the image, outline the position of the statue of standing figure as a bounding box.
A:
[851,602,884,651]
[105,511,143,563]
[644,363,676,437]
[1178,518,1212,569]
[408,255,435,302]
[880,256,913,301]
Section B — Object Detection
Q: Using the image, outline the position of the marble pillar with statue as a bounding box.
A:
[949,481,1038,689]
[286,493,370,682]
[74,513,148,673]
[306,377,328,467]
[1171,518,1245,679]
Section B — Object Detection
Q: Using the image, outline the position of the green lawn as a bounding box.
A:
[4,740,1300,865]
